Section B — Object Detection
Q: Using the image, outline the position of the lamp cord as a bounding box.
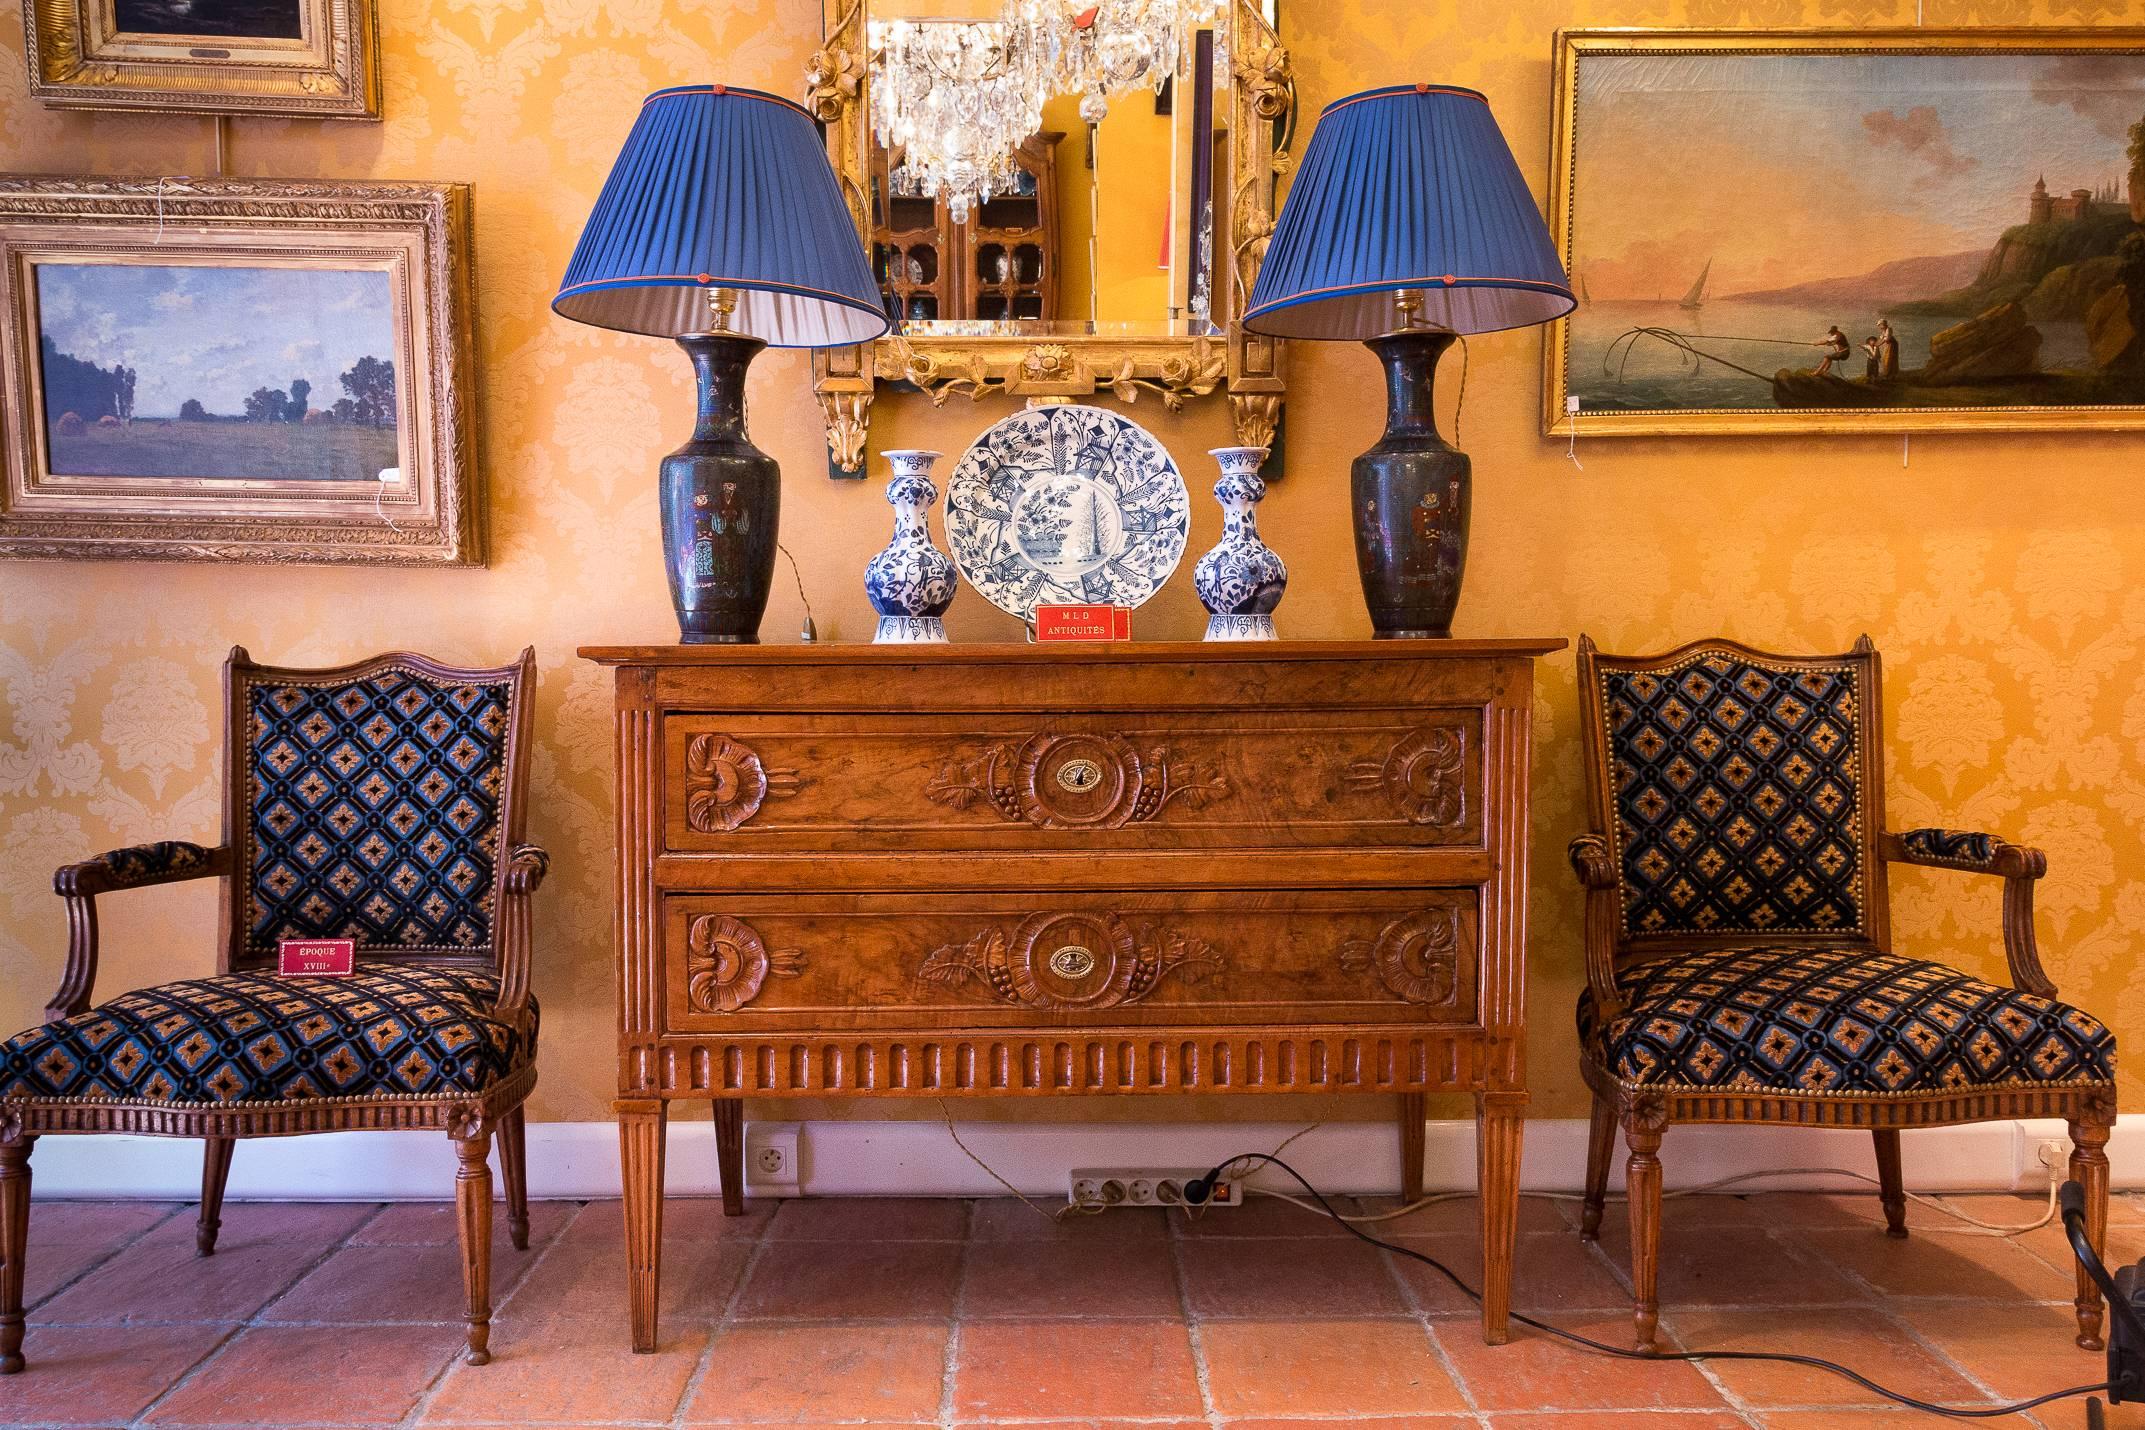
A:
[1192,1152,2113,1423]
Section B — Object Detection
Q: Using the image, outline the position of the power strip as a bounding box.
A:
[1069,1167,1240,1209]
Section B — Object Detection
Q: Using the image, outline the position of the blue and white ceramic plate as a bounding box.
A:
[944,404,1190,622]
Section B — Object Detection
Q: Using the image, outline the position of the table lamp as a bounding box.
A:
[555,84,890,643]
[1244,83,1573,639]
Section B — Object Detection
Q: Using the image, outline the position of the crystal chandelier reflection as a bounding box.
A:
[1014,0,1228,124]
[869,18,1046,224]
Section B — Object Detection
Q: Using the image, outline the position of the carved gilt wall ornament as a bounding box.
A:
[682,734,800,833]
[1346,726,1467,826]
[1341,907,1463,1007]
[685,914,805,1014]
[924,731,1227,829]
[918,911,1222,1010]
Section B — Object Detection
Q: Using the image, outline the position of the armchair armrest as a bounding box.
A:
[493,843,550,1037]
[1881,827,2054,998]
[1568,833,1626,1019]
[49,841,230,1022]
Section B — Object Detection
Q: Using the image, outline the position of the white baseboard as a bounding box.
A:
[25,1113,2143,1202]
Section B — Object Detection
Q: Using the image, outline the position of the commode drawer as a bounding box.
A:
[662,710,1484,853]
[658,886,1480,1033]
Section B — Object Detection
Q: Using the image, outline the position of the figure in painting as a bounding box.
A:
[1814,324,1851,377]
[1876,318,1900,379]
[1861,335,1881,381]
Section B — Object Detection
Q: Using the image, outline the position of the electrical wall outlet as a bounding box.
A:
[1068,1167,1240,1210]
[2036,1137,2072,1174]
[744,1121,801,1196]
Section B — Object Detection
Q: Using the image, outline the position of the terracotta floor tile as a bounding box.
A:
[767,1195,969,1240]
[970,1196,1166,1241]
[1431,1315,1729,1412]
[1659,1306,1985,1409]
[418,1318,711,1423]
[1170,1194,1357,1237]
[1755,1412,2043,1429]
[680,1322,949,1422]
[1938,1194,2145,1279]
[34,1202,376,1326]
[0,1323,232,1424]
[1178,1233,1412,1318]
[1225,1419,1474,1430]
[732,1237,964,1321]
[1199,1318,1466,1418]
[142,1322,463,1425]
[1352,1193,1574,1237]
[23,1199,183,1305]
[1892,1300,2111,1401]
[349,1199,574,1248]
[262,1240,542,1324]
[1590,1219,1870,1309]
[503,1238,754,1323]
[954,1318,1201,1419]
[1386,1231,1634,1316]
[962,1235,1181,1319]
[1784,1223,2072,1302]
[1482,1416,1753,1429]
[555,1196,774,1248]
[1662,1189,1950,1231]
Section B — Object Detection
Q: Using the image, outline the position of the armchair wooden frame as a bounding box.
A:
[1,647,547,1374]
[1568,634,2116,1354]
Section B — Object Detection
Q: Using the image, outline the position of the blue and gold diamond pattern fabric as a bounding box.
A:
[1603,653,1864,938]
[1,965,534,1105]
[245,670,512,953]
[1578,944,2115,1095]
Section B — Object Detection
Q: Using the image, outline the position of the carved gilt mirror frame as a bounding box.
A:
[805,0,1295,477]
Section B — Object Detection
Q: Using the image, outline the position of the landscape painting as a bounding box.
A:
[0,176,478,565]
[112,0,304,39]
[35,263,402,484]
[1547,32,2145,436]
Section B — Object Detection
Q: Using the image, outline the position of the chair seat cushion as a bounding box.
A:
[1578,944,2114,1095]
[2,965,534,1107]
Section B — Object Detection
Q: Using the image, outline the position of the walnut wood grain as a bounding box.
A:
[583,640,1562,1354]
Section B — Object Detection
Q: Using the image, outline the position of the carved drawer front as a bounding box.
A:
[663,711,1483,852]
[660,888,1479,1032]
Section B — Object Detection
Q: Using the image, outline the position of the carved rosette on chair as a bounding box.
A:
[864,448,959,643]
[1245,83,1573,637]
[553,84,890,642]
[1194,445,1286,641]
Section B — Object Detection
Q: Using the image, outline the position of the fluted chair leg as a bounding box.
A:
[1,1135,33,1375]
[1872,1129,1906,1239]
[198,1138,235,1256]
[454,1132,495,1366]
[1623,1115,1665,1354]
[499,1108,530,1252]
[1580,1094,1615,1242]
[2069,1105,2114,1351]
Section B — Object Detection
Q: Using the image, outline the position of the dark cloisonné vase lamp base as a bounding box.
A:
[552,84,890,644]
[1242,82,1575,639]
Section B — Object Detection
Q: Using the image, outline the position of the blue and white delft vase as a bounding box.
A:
[1193,446,1284,641]
[864,449,958,643]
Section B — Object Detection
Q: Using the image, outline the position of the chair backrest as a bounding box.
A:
[220,648,534,973]
[1575,635,1890,960]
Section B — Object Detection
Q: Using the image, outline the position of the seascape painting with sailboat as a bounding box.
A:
[1557,45,2145,426]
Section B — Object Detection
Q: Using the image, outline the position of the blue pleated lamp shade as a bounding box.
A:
[1245,84,1574,340]
[554,85,891,348]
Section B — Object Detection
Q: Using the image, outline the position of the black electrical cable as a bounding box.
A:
[1190,1152,2112,1422]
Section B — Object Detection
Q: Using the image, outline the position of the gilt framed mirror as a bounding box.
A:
[806,0,1295,476]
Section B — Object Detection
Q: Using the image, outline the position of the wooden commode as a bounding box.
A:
[580,640,1563,1350]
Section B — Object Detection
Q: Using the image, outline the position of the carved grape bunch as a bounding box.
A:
[918,912,1221,1010]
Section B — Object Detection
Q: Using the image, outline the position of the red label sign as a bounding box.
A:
[1034,604,1132,642]
[278,938,355,977]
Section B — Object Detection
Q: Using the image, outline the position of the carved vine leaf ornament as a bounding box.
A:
[924,732,1228,829]
[685,914,805,1014]
[682,733,801,833]
[1347,726,1467,826]
[918,912,1222,1010]
[1341,907,1462,1007]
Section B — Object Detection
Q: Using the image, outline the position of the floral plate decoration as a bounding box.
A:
[944,404,1190,623]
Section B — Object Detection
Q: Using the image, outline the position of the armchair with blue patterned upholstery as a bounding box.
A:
[0,648,547,1374]
[1568,635,2116,1354]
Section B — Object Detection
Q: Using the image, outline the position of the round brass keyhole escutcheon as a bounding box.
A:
[1048,944,1096,978]
[1056,757,1104,793]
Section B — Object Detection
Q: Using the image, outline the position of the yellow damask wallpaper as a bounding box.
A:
[0,0,2138,1127]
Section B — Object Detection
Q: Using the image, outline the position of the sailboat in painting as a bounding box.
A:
[1678,258,1711,312]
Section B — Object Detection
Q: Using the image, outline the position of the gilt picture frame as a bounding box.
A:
[1544,29,2145,438]
[0,176,481,566]
[23,0,380,119]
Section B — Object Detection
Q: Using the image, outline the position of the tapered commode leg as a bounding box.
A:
[1398,1092,1426,1204]
[618,1100,667,1353]
[713,1098,745,1217]
[1476,1092,1524,1346]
